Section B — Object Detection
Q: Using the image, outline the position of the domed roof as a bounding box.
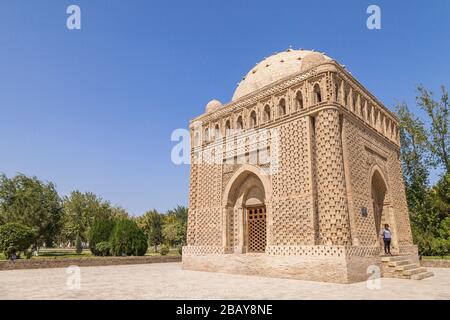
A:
[232,49,332,101]
[205,99,222,113]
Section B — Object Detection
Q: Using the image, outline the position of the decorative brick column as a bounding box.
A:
[315,108,352,245]
[187,162,198,246]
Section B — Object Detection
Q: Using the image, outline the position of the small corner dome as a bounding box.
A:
[205,99,222,113]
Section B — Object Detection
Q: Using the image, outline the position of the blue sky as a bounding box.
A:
[0,0,448,215]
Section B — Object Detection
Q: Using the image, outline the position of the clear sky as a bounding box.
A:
[0,0,448,215]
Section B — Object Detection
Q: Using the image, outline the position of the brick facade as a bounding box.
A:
[183,49,417,283]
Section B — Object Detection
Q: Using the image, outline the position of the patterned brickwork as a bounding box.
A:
[343,117,413,248]
[342,119,379,246]
[183,246,227,255]
[195,207,222,246]
[227,207,239,248]
[272,118,310,197]
[271,197,314,245]
[345,245,381,257]
[310,116,319,243]
[188,147,223,246]
[247,207,267,252]
[266,245,380,257]
[186,54,414,271]
[315,109,351,245]
[187,162,198,244]
[267,245,345,257]
[184,52,417,283]
[271,117,315,245]
[386,152,413,245]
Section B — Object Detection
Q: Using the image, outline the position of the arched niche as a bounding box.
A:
[222,165,272,254]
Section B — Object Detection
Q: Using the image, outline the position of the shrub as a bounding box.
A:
[110,219,148,256]
[75,235,82,254]
[0,223,37,259]
[89,219,116,256]
[431,238,450,258]
[160,244,170,256]
[25,249,33,259]
[178,246,182,255]
[95,241,112,256]
[6,246,17,259]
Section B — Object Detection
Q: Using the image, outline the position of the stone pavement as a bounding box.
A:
[0,263,449,300]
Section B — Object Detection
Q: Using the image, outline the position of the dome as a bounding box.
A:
[205,99,222,113]
[232,49,332,101]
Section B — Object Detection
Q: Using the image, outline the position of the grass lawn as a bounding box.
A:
[0,247,181,261]
[146,248,180,257]
[423,256,450,260]
[34,249,93,259]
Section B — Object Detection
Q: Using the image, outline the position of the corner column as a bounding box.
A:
[315,107,352,245]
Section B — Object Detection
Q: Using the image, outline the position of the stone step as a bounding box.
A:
[411,271,434,280]
[381,256,409,262]
[395,263,420,271]
[403,267,428,276]
[388,260,410,267]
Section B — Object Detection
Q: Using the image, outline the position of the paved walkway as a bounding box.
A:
[0,263,449,299]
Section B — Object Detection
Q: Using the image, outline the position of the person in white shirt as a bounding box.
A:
[381,224,392,255]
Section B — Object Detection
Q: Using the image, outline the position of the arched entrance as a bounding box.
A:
[371,170,387,237]
[370,168,396,251]
[223,165,271,254]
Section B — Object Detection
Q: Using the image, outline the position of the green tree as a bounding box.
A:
[397,85,450,256]
[75,234,82,254]
[162,214,185,247]
[0,173,62,247]
[416,85,449,173]
[61,191,113,244]
[167,205,188,245]
[111,206,129,220]
[396,104,435,232]
[110,219,148,256]
[88,218,116,255]
[137,210,163,252]
[0,223,37,258]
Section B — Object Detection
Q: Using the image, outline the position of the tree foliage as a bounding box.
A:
[136,206,188,251]
[61,191,114,243]
[162,206,188,247]
[136,210,163,251]
[110,219,148,256]
[397,85,450,256]
[95,241,112,256]
[0,223,37,258]
[0,173,62,246]
[88,218,116,256]
[167,205,188,245]
[416,85,449,172]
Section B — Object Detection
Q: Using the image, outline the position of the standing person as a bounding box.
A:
[381,224,392,255]
[9,250,17,264]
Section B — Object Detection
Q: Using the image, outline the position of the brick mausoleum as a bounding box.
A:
[182,49,431,283]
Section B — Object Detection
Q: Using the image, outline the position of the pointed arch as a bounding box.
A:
[263,104,271,122]
[295,90,304,110]
[278,98,286,117]
[313,83,322,104]
[223,164,272,206]
[249,110,257,128]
